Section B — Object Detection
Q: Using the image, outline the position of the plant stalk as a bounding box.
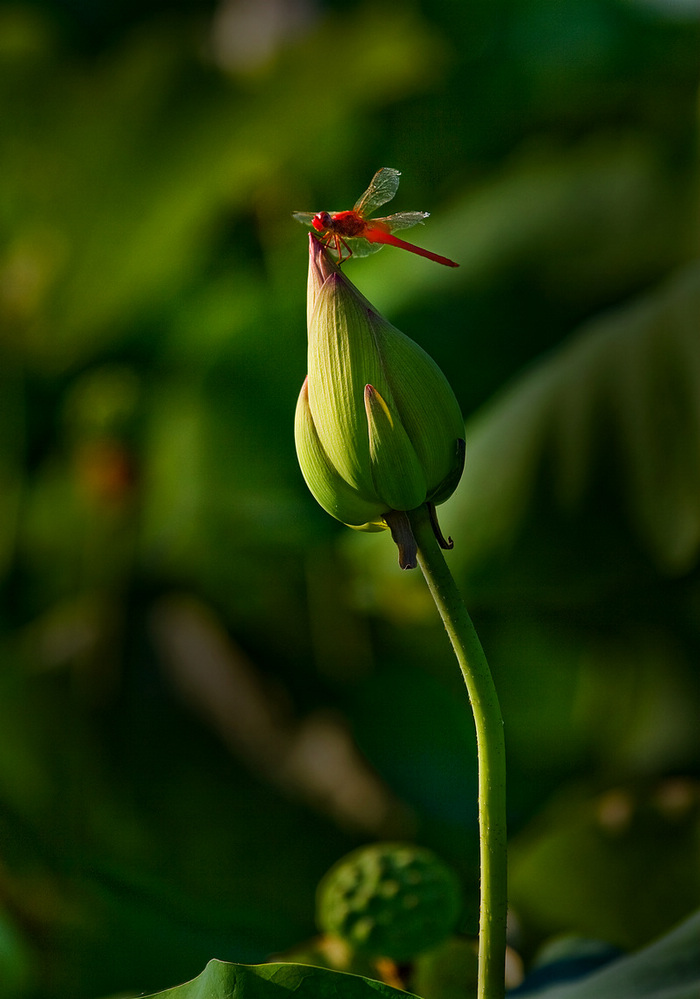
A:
[407,504,507,999]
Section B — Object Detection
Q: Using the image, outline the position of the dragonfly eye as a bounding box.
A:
[313,212,332,231]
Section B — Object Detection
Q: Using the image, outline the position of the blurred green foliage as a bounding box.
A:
[0,0,699,996]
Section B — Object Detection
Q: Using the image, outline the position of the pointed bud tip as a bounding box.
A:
[309,232,339,281]
[327,272,344,287]
[364,384,394,426]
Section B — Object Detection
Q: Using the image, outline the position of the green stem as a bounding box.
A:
[407,504,507,999]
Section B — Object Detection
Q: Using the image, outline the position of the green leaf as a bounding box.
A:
[138,960,417,999]
[509,783,700,949]
[449,261,700,580]
[523,909,700,998]
[128,912,700,999]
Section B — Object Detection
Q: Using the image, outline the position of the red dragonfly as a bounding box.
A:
[293,167,459,268]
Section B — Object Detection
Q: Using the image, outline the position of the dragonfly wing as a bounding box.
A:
[292,212,316,226]
[375,211,430,232]
[353,167,401,218]
[343,237,384,259]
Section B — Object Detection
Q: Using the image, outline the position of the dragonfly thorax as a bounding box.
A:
[313,210,367,238]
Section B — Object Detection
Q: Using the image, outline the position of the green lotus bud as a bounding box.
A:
[295,235,465,565]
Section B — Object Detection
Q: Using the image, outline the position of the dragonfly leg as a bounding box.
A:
[321,232,353,265]
[335,235,353,264]
[321,233,340,261]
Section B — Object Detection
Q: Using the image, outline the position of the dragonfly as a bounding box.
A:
[293,167,459,268]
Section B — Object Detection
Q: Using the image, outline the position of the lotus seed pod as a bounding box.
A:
[316,842,462,962]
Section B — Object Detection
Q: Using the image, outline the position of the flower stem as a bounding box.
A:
[407,504,507,999]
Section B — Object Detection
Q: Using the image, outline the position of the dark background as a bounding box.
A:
[0,0,699,995]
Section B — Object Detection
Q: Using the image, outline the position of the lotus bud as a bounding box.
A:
[295,235,465,567]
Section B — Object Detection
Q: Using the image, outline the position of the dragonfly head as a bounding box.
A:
[312,212,332,233]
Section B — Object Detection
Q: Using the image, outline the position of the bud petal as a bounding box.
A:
[306,233,332,326]
[306,271,391,499]
[366,309,465,499]
[364,385,426,512]
[295,378,386,531]
[429,438,467,506]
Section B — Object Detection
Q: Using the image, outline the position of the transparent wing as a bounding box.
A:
[319,237,384,261]
[353,167,401,218]
[292,212,316,226]
[344,238,384,258]
[373,211,430,232]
